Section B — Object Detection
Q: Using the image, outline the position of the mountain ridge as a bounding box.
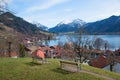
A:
[0,12,46,36]
[48,19,86,33]
[84,15,120,34]
[48,15,120,34]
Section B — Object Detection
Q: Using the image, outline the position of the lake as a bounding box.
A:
[48,35,120,50]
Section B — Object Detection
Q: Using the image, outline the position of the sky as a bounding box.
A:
[4,0,120,27]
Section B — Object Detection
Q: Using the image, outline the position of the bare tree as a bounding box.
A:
[104,40,109,52]
[107,52,116,72]
[93,38,104,50]
[57,41,64,49]
[66,26,90,63]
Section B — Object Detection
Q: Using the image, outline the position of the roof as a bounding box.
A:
[89,55,108,68]
[115,56,120,63]
[91,50,104,54]
[32,49,44,59]
[26,46,38,52]
[106,50,113,55]
[89,55,120,68]
[25,47,31,51]
[115,48,120,53]
[41,46,51,51]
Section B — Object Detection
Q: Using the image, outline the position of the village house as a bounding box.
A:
[88,49,104,59]
[115,48,120,56]
[23,38,33,47]
[25,45,38,57]
[0,51,18,58]
[25,45,60,58]
[103,56,120,74]
[49,45,60,58]
[10,52,18,58]
[89,55,120,74]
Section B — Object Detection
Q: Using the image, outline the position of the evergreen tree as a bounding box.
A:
[19,44,26,57]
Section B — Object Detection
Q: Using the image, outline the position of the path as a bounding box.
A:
[80,70,115,80]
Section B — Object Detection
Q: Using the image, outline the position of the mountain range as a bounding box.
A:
[48,15,120,34]
[0,12,120,35]
[49,19,86,33]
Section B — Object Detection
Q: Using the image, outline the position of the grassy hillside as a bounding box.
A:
[0,58,119,80]
[82,65,120,80]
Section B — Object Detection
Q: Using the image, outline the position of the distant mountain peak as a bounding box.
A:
[56,22,66,27]
[49,19,86,33]
[32,22,48,31]
[1,12,15,18]
[71,19,86,26]
[56,19,86,27]
[57,20,71,26]
[72,18,84,23]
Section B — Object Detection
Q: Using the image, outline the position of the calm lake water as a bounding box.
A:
[48,35,120,50]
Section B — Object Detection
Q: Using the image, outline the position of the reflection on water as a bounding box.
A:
[48,35,120,50]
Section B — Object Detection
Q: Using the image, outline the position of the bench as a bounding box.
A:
[60,60,80,72]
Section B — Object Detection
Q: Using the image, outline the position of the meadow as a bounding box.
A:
[0,58,119,80]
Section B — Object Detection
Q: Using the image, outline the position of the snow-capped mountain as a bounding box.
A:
[49,19,86,33]
[56,20,72,27]
[71,19,86,26]
[33,23,48,31]
[56,19,85,27]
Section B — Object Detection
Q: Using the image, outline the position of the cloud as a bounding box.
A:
[26,0,70,12]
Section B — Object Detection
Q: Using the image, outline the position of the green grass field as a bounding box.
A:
[0,58,119,80]
[82,64,120,80]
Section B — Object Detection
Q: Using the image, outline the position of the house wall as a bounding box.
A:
[103,63,120,74]
[103,65,110,71]
[114,63,120,74]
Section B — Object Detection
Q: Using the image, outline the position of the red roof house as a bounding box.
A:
[89,55,108,68]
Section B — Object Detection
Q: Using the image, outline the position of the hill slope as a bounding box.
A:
[0,23,18,37]
[0,58,120,80]
[0,12,44,36]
